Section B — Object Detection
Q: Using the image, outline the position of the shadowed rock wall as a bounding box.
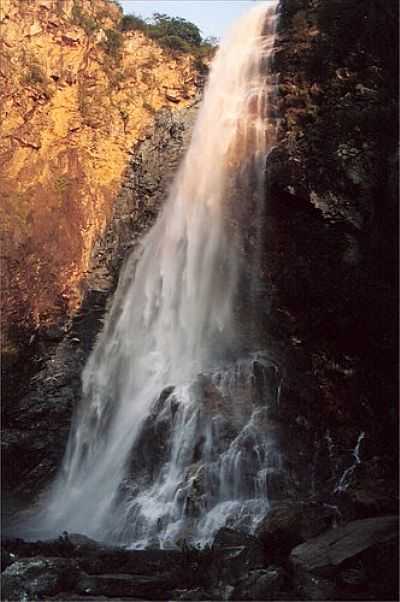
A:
[257,0,398,515]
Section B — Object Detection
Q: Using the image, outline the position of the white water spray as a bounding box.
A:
[29,1,280,546]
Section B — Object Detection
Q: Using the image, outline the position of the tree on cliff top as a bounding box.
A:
[118,12,212,55]
[147,13,202,49]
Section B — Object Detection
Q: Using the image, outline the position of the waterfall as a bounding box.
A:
[29,1,280,547]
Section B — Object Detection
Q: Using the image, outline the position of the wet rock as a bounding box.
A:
[230,566,287,601]
[76,572,176,599]
[293,573,336,601]
[339,565,367,591]
[266,3,398,518]
[1,556,80,600]
[74,548,182,578]
[334,455,399,520]
[66,533,104,550]
[1,548,14,572]
[255,501,337,563]
[256,504,303,561]
[290,515,399,600]
[172,588,211,601]
[290,515,398,574]
[252,361,280,407]
[219,538,266,582]
[213,527,256,549]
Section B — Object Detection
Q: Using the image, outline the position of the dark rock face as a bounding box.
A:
[290,515,398,573]
[230,566,288,601]
[2,556,80,601]
[213,527,256,549]
[253,0,399,519]
[290,515,399,601]
[255,501,339,564]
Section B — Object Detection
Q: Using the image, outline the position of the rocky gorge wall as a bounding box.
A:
[258,0,398,516]
[2,98,200,512]
[0,0,199,365]
[1,0,398,600]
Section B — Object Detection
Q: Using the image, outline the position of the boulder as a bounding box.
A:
[172,588,211,601]
[290,515,398,574]
[230,566,287,601]
[290,515,399,600]
[1,548,14,572]
[1,556,80,600]
[76,572,176,599]
[213,527,256,549]
[255,501,337,563]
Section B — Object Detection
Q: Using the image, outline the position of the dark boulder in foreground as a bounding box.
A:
[2,516,398,601]
[2,556,80,601]
[255,501,338,563]
[290,515,399,601]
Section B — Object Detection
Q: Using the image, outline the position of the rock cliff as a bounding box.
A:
[0,0,198,364]
[1,0,398,600]
[2,98,200,509]
[260,0,398,516]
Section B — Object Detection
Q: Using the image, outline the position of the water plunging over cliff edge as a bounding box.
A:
[29,1,281,547]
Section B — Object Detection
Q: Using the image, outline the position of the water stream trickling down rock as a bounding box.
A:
[24,1,282,548]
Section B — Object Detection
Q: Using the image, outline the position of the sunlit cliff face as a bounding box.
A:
[0,0,197,357]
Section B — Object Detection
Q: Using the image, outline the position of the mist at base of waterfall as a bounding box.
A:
[108,353,285,549]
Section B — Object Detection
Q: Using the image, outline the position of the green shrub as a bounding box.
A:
[147,13,202,49]
[157,34,191,53]
[101,28,123,60]
[71,2,98,35]
[55,175,72,195]
[192,37,218,73]
[22,62,54,97]
[119,14,147,32]
[23,63,47,86]
[194,37,218,59]
[117,10,217,63]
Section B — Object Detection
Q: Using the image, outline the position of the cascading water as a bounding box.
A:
[28,1,281,547]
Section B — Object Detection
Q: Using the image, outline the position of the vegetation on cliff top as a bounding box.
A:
[119,12,217,60]
[0,0,200,361]
[70,0,216,64]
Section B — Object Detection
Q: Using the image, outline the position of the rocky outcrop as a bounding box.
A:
[2,556,80,601]
[0,0,199,364]
[255,0,399,519]
[2,516,398,600]
[290,515,399,600]
[290,515,398,572]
